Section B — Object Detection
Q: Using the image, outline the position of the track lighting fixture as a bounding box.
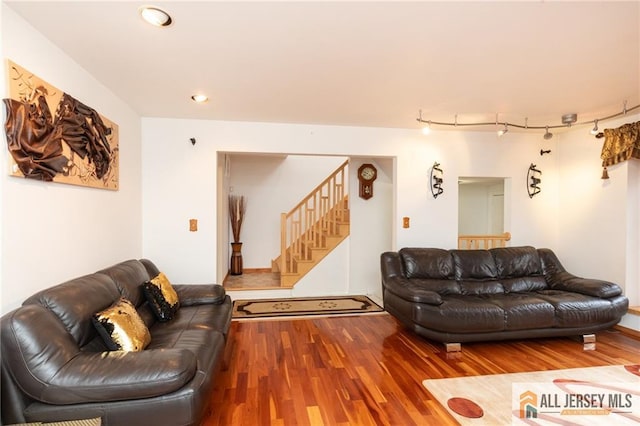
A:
[419,110,431,135]
[497,123,508,137]
[416,102,640,139]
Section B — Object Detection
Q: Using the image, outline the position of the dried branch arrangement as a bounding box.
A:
[228,195,246,243]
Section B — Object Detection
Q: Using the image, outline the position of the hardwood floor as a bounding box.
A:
[204,313,640,425]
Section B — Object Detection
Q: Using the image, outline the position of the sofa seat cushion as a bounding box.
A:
[535,290,623,327]
[487,294,556,330]
[413,295,505,333]
[148,299,232,335]
[501,276,548,293]
[148,328,225,377]
[458,280,505,295]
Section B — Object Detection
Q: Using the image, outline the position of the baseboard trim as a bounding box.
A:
[627,306,640,315]
[613,324,640,340]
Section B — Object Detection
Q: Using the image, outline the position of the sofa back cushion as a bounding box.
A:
[399,248,454,279]
[97,260,150,307]
[451,249,498,280]
[491,246,543,278]
[140,258,161,279]
[23,273,120,347]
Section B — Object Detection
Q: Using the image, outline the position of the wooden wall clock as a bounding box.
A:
[357,163,377,200]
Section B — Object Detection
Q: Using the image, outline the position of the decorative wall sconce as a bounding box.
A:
[430,162,444,198]
[527,163,542,198]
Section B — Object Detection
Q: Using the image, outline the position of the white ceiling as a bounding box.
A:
[5,1,640,131]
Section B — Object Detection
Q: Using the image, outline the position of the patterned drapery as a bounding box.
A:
[601,121,640,168]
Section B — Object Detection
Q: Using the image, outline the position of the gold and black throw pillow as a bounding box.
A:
[143,272,180,322]
[92,298,151,352]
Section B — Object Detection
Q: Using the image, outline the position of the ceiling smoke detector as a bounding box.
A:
[561,113,577,126]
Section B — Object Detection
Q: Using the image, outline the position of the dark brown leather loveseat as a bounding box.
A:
[1,259,232,426]
[381,246,628,350]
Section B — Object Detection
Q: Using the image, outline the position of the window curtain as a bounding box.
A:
[600,121,640,171]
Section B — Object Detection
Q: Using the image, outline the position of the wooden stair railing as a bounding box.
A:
[275,160,350,287]
[458,232,511,249]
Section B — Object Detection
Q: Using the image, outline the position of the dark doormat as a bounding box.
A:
[232,295,384,319]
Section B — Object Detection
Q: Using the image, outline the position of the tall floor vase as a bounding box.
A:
[230,242,243,275]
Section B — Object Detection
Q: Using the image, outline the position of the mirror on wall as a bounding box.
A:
[458,177,506,236]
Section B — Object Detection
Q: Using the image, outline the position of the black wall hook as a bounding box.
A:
[190,138,196,146]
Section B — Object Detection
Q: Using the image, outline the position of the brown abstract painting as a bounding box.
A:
[3,60,119,190]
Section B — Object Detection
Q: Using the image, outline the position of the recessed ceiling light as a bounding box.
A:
[191,94,209,103]
[139,6,172,27]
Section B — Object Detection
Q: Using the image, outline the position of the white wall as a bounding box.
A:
[1,6,143,313]
[557,113,640,308]
[141,117,560,299]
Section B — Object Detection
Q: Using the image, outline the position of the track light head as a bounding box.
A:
[497,123,508,137]
[543,126,553,140]
[590,119,599,135]
[422,121,431,135]
[562,113,578,126]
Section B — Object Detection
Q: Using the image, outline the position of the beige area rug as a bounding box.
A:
[423,364,640,425]
[232,295,383,319]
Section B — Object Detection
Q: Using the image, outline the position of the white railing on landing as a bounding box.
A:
[280,160,349,276]
[458,232,511,249]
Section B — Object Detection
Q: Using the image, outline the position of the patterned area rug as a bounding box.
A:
[423,364,640,425]
[10,419,101,426]
[232,295,383,319]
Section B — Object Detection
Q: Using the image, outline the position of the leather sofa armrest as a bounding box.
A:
[538,248,622,298]
[548,272,622,298]
[381,252,405,281]
[384,278,443,305]
[38,349,197,405]
[174,284,226,306]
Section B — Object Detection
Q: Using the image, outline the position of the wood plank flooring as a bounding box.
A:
[203,313,640,425]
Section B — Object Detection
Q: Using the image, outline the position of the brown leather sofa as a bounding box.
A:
[1,259,232,426]
[381,246,628,349]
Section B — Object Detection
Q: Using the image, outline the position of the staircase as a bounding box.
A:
[272,160,350,288]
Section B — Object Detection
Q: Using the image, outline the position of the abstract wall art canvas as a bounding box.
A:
[3,60,119,190]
